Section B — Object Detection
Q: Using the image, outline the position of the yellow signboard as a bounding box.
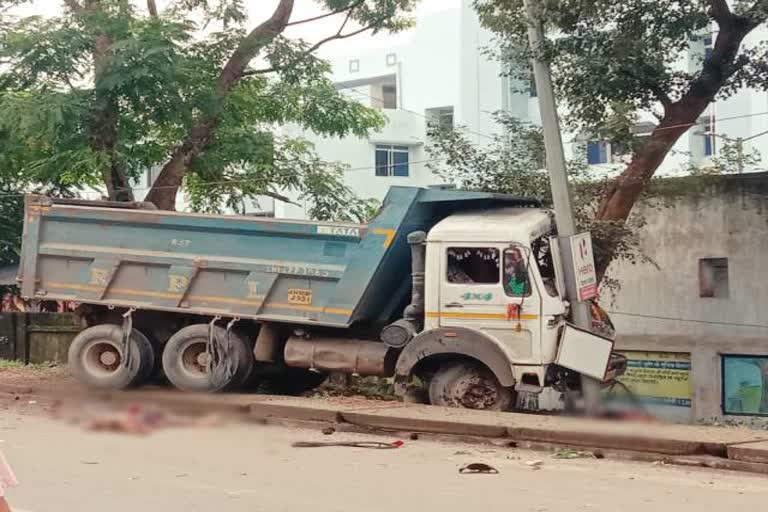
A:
[617,351,691,407]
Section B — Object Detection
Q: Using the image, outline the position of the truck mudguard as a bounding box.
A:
[393,326,517,395]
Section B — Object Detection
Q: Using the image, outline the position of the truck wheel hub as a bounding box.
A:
[456,378,499,409]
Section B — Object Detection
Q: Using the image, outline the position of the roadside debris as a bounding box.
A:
[526,460,544,469]
[459,463,498,474]
[553,448,597,459]
[291,440,404,449]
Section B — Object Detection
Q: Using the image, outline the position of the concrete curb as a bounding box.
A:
[340,410,508,438]
[3,382,768,473]
[507,427,705,456]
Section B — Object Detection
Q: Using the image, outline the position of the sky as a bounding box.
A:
[9,0,461,57]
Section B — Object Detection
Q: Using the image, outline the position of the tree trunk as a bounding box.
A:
[592,9,755,277]
[595,99,709,222]
[145,0,295,210]
[89,31,134,202]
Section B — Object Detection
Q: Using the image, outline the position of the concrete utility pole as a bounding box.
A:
[522,0,601,414]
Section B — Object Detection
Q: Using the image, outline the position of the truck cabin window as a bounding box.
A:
[503,248,531,297]
[532,235,559,297]
[447,248,500,284]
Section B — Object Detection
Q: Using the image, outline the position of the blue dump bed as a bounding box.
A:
[19,187,539,328]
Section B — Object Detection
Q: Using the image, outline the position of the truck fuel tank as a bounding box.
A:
[284,336,395,377]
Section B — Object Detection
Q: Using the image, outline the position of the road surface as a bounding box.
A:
[1,408,767,512]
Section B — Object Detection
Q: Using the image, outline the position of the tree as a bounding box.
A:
[0,0,416,212]
[474,0,768,225]
[426,113,650,290]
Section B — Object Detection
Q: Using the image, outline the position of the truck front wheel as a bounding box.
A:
[162,325,253,393]
[428,362,514,412]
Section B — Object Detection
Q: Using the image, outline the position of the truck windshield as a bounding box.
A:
[446,247,500,284]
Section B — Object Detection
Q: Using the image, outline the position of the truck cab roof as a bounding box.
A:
[427,208,553,244]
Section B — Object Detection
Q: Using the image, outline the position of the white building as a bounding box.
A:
[262,0,768,219]
[135,1,768,216]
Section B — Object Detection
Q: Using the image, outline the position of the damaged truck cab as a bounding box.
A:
[392,208,571,409]
[18,186,624,412]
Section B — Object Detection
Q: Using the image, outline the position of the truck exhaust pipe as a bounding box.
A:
[380,231,427,348]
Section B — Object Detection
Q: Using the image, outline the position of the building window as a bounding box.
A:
[704,35,713,61]
[349,59,360,73]
[702,115,716,156]
[699,257,729,298]
[529,71,537,98]
[381,84,397,109]
[587,141,610,165]
[722,356,768,416]
[375,144,409,177]
[426,106,454,132]
[386,53,397,66]
[447,247,500,284]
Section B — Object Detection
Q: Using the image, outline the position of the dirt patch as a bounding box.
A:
[0,364,74,391]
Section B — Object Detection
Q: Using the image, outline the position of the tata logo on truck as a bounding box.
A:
[317,226,360,237]
[570,232,598,301]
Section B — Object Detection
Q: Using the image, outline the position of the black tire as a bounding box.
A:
[428,362,514,411]
[162,324,254,393]
[264,368,328,396]
[68,325,155,390]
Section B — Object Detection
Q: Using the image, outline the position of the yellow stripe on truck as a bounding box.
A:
[426,311,539,320]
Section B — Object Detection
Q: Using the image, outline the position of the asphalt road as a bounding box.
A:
[2,409,767,512]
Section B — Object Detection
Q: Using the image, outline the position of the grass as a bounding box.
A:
[0,359,60,370]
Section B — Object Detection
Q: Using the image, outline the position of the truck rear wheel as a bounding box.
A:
[68,325,155,390]
[162,324,253,393]
[428,362,514,411]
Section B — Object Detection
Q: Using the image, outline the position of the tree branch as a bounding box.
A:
[146,0,296,209]
[305,21,379,55]
[147,0,158,18]
[709,0,733,25]
[242,8,375,78]
[286,0,365,27]
[650,85,672,110]
[63,0,84,13]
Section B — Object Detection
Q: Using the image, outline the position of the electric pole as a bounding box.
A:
[522,0,601,414]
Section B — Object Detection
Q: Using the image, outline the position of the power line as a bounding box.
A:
[607,310,768,329]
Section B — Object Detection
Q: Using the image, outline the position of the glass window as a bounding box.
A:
[374,144,409,177]
[587,141,609,165]
[503,248,531,297]
[375,147,389,176]
[722,356,768,416]
[699,257,728,297]
[704,35,713,60]
[447,247,499,284]
[382,85,397,109]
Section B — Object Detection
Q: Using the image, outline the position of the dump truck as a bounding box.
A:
[17,186,625,411]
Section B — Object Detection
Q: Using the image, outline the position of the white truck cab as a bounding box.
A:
[393,207,622,411]
[425,208,566,389]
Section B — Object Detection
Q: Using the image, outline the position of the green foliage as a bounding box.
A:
[426,113,652,289]
[184,136,380,223]
[0,0,411,218]
[474,0,768,139]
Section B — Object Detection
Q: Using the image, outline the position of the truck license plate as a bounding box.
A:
[288,288,313,305]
